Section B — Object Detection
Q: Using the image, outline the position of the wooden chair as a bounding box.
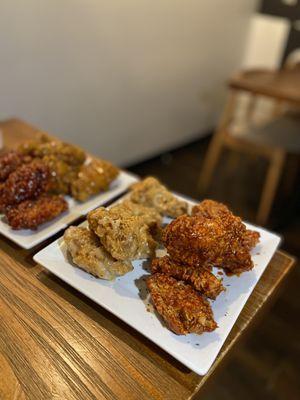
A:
[198,63,300,226]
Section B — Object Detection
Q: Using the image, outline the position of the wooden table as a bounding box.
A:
[229,68,300,105]
[0,119,295,400]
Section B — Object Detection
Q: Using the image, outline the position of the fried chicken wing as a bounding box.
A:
[19,138,86,166]
[43,155,79,194]
[129,177,188,217]
[147,273,217,335]
[112,200,163,240]
[0,161,51,210]
[64,226,132,280]
[87,206,158,260]
[0,150,31,182]
[163,213,254,275]
[19,137,87,196]
[192,199,260,251]
[151,256,224,299]
[5,195,68,230]
[71,159,119,201]
[243,229,260,250]
[192,199,228,218]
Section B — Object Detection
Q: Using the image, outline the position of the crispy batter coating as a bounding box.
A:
[64,226,132,280]
[151,256,224,299]
[71,159,119,201]
[0,161,51,210]
[192,199,229,218]
[129,177,188,218]
[0,150,32,182]
[192,199,260,251]
[5,195,68,230]
[243,229,260,250]
[163,213,254,275]
[113,200,163,240]
[19,138,86,166]
[43,155,79,194]
[19,137,87,196]
[147,273,217,335]
[88,205,158,260]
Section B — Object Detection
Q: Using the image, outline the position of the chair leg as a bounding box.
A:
[198,131,225,194]
[198,91,237,194]
[256,149,285,226]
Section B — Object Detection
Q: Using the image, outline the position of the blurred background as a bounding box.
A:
[0,0,299,399]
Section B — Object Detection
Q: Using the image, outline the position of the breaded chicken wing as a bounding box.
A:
[163,213,254,275]
[0,161,51,210]
[5,195,68,230]
[88,206,158,260]
[192,199,229,219]
[71,159,119,201]
[64,226,132,280]
[42,155,79,195]
[192,199,260,251]
[129,177,188,217]
[243,229,260,250]
[151,256,224,299]
[113,200,163,239]
[19,138,86,166]
[0,150,31,182]
[147,273,217,335]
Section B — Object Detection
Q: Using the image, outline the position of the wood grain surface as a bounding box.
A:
[229,68,300,105]
[0,119,296,400]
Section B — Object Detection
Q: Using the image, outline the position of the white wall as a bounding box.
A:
[0,0,256,165]
[242,14,290,68]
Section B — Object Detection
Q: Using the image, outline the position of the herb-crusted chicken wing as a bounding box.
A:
[147,273,217,335]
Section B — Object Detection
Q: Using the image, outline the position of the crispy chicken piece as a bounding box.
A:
[163,214,254,275]
[243,229,260,250]
[19,137,86,195]
[5,195,68,230]
[192,199,229,219]
[192,199,260,251]
[151,256,224,299]
[0,150,32,182]
[147,273,217,335]
[43,155,79,194]
[0,161,51,210]
[129,177,188,218]
[19,139,86,166]
[17,134,50,156]
[87,206,158,260]
[64,226,132,280]
[112,200,163,240]
[71,159,119,201]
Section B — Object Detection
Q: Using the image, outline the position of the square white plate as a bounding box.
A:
[34,196,281,375]
[0,171,138,249]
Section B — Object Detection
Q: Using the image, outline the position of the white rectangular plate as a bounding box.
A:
[34,196,281,375]
[0,171,137,249]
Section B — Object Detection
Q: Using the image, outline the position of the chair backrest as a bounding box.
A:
[284,48,300,70]
[283,48,300,113]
